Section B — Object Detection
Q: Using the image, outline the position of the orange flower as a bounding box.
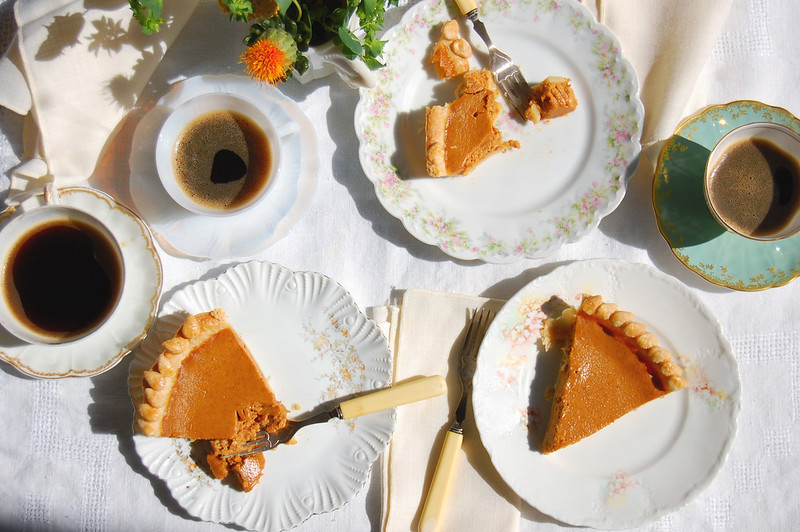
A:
[240,29,298,85]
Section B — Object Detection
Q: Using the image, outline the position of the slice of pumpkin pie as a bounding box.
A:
[425,69,520,177]
[540,295,688,454]
[137,309,288,491]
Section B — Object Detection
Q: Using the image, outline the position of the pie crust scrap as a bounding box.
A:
[540,295,688,454]
[425,69,520,177]
[429,20,473,79]
[136,309,288,491]
[525,76,578,123]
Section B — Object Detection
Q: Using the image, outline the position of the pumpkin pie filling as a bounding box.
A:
[540,295,688,454]
[137,309,287,491]
[425,70,520,177]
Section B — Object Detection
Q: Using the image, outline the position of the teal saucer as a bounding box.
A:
[653,101,800,291]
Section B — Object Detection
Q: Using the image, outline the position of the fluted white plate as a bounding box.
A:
[128,260,393,531]
[472,259,741,529]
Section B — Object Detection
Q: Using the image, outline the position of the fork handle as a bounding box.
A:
[418,428,463,532]
[339,375,446,419]
[455,0,478,16]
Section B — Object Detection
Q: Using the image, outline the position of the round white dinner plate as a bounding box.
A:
[0,187,163,378]
[129,75,318,259]
[355,0,643,262]
[472,259,740,529]
[128,260,394,532]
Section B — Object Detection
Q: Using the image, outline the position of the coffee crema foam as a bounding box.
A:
[708,137,800,238]
[172,110,272,211]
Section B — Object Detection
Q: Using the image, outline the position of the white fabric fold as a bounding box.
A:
[0,0,198,194]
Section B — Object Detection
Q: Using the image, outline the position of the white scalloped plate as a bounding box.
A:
[129,75,318,259]
[472,259,740,528]
[128,261,394,531]
[355,0,643,262]
[0,187,162,378]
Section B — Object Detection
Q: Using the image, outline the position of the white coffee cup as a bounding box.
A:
[155,93,282,217]
[0,196,125,345]
[704,122,800,241]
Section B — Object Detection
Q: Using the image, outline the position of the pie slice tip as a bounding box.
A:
[540,294,689,454]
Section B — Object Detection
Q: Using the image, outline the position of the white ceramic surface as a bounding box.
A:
[0,188,162,378]
[355,0,643,262]
[128,260,394,532]
[129,75,318,259]
[472,259,741,529]
[154,93,282,216]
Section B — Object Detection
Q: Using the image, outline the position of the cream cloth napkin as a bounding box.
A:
[587,0,734,154]
[0,0,198,198]
[371,289,520,532]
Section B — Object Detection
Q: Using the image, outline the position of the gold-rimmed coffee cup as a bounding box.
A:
[704,122,800,241]
[0,195,125,345]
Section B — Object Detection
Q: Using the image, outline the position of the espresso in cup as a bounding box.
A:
[156,94,281,216]
[0,206,124,344]
[705,123,800,240]
[173,109,272,211]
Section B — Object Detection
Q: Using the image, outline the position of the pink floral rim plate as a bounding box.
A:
[128,260,393,532]
[471,259,741,528]
[354,0,644,263]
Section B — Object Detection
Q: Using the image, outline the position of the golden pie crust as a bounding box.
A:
[525,76,578,123]
[136,309,288,491]
[425,69,520,177]
[540,295,688,454]
[429,20,473,79]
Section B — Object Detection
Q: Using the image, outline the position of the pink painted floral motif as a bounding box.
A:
[604,471,638,507]
[679,355,729,408]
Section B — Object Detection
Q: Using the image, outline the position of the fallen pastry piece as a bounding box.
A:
[137,309,288,491]
[525,76,578,123]
[429,19,473,79]
[540,295,688,454]
[425,69,520,177]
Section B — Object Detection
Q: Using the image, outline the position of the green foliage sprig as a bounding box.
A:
[130,0,397,79]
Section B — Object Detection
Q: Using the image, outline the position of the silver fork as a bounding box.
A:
[419,307,496,532]
[456,0,533,120]
[226,374,446,456]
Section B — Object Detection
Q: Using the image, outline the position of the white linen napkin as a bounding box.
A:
[0,0,197,197]
[371,289,520,532]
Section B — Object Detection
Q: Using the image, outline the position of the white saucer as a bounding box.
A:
[0,187,163,378]
[129,75,318,259]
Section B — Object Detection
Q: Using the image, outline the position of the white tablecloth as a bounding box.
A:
[0,0,798,531]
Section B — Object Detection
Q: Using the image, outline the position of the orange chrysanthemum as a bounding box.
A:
[240,31,297,85]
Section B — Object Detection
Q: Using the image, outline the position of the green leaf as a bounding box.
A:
[276,0,293,14]
[338,26,363,56]
[139,0,162,15]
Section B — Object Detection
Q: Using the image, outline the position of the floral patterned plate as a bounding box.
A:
[472,259,740,529]
[354,0,643,262]
[653,100,800,290]
[128,260,394,532]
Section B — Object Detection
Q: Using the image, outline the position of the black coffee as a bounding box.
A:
[708,137,800,237]
[172,110,272,211]
[4,219,123,339]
